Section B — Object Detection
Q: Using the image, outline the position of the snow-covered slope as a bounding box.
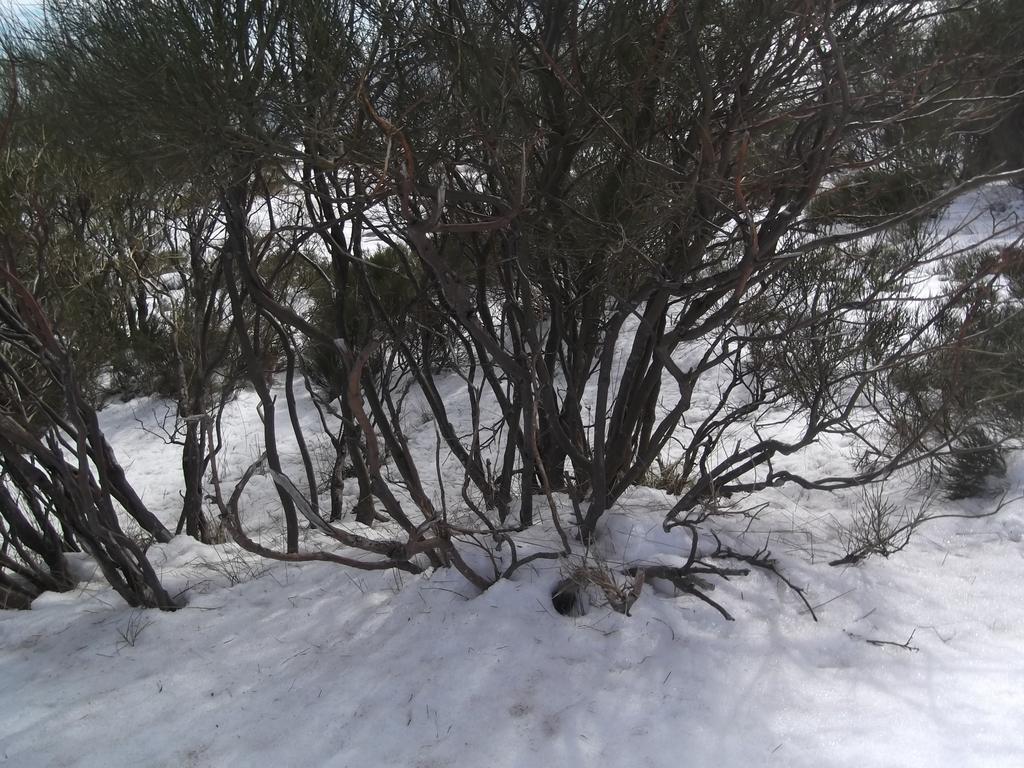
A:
[1,472,1022,767]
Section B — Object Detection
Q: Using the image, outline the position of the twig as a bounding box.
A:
[846,628,919,652]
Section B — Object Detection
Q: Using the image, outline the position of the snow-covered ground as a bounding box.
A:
[1,463,1021,767]
[1,187,1023,767]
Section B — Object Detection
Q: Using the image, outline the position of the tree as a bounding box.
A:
[0,86,177,608]
[4,0,1021,610]
[358,0,1022,536]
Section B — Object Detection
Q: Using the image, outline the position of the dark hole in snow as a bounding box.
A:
[551,579,584,617]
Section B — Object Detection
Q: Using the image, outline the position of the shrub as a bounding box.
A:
[741,238,910,407]
[940,427,1008,500]
[831,485,926,565]
[872,247,1023,497]
[303,243,457,395]
[808,165,947,226]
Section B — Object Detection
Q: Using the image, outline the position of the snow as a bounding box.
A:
[2,479,1022,766]
[2,187,1024,767]
[933,182,1024,249]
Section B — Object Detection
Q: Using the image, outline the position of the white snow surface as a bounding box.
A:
[2,187,1024,767]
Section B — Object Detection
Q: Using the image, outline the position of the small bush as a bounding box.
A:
[832,486,928,565]
[808,165,947,225]
[741,239,910,407]
[941,427,1008,500]
[871,247,1023,497]
[303,243,458,395]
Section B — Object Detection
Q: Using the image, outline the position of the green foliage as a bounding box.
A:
[934,248,1024,426]
[942,427,1008,500]
[67,298,167,403]
[303,243,428,394]
[742,238,911,408]
[808,165,948,225]
[881,247,1024,497]
[740,234,1021,501]
[349,244,423,342]
[931,0,1024,179]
